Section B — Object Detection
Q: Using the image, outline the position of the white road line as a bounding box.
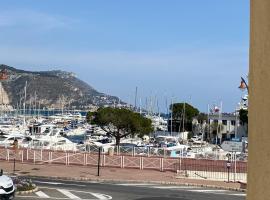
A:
[36,191,50,198]
[91,193,113,200]
[188,189,228,193]
[152,186,199,189]
[37,187,112,200]
[57,189,81,199]
[231,193,247,196]
[187,189,247,196]
[35,181,86,187]
[116,183,158,186]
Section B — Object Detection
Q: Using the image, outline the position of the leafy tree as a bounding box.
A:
[196,113,207,124]
[170,102,200,131]
[239,109,248,125]
[87,107,153,145]
[210,121,224,136]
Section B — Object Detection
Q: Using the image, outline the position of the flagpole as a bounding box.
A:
[220,101,223,144]
[207,104,210,142]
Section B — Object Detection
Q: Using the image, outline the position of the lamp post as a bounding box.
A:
[226,153,231,183]
[13,138,18,175]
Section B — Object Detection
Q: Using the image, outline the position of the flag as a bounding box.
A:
[214,106,220,113]
[0,69,8,81]
[209,105,220,114]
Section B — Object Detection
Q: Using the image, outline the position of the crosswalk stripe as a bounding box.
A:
[91,193,112,200]
[36,191,50,198]
[57,189,81,199]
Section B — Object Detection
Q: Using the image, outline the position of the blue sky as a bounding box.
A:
[0,0,249,113]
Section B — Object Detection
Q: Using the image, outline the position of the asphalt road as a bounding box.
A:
[15,177,246,200]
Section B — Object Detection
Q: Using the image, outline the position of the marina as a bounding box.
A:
[0,109,248,162]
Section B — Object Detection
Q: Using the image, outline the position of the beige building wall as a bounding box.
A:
[248,0,270,199]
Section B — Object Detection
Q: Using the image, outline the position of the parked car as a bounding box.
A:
[0,169,15,200]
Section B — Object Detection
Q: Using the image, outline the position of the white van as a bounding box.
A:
[0,170,15,200]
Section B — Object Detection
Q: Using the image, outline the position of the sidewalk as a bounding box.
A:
[0,160,245,191]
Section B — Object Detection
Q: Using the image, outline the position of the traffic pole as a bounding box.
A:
[97,147,101,176]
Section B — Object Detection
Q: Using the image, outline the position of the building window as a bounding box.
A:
[222,120,227,125]
[231,120,236,126]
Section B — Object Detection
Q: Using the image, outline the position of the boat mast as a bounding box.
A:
[23,81,27,126]
[170,97,173,136]
[134,86,138,112]
[182,102,186,132]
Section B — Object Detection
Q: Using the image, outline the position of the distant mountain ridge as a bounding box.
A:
[0,64,121,109]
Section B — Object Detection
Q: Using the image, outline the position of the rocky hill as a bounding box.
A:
[0,64,123,110]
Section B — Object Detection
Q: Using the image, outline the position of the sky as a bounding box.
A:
[0,0,249,113]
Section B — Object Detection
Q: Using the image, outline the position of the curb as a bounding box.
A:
[16,186,39,195]
[24,175,246,193]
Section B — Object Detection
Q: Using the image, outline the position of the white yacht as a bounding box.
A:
[0,133,24,148]
[25,126,77,151]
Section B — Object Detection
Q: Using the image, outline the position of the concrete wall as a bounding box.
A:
[248,0,270,199]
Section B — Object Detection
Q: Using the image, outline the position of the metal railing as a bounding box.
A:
[0,147,247,182]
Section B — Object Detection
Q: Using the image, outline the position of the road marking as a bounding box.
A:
[188,189,246,196]
[38,186,113,199]
[190,189,228,192]
[116,183,157,186]
[152,186,199,189]
[36,191,50,198]
[57,189,81,199]
[35,181,86,187]
[91,193,113,200]
[231,193,246,196]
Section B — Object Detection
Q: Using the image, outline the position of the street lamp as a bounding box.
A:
[226,153,232,183]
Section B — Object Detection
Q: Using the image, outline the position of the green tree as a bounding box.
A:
[170,102,200,131]
[196,113,207,124]
[210,121,224,136]
[87,107,153,145]
[239,109,248,125]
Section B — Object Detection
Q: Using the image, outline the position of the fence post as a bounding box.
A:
[49,151,52,164]
[7,149,9,161]
[103,154,106,167]
[67,152,70,165]
[179,157,182,171]
[41,149,43,161]
[65,153,68,165]
[160,158,164,172]
[21,150,23,163]
[122,156,124,168]
[234,152,237,182]
[132,147,135,157]
[83,153,86,166]
[141,157,144,170]
[34,151,36,164]
[26,149,29,161]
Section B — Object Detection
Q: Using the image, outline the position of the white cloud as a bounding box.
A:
[0,9,77,30]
